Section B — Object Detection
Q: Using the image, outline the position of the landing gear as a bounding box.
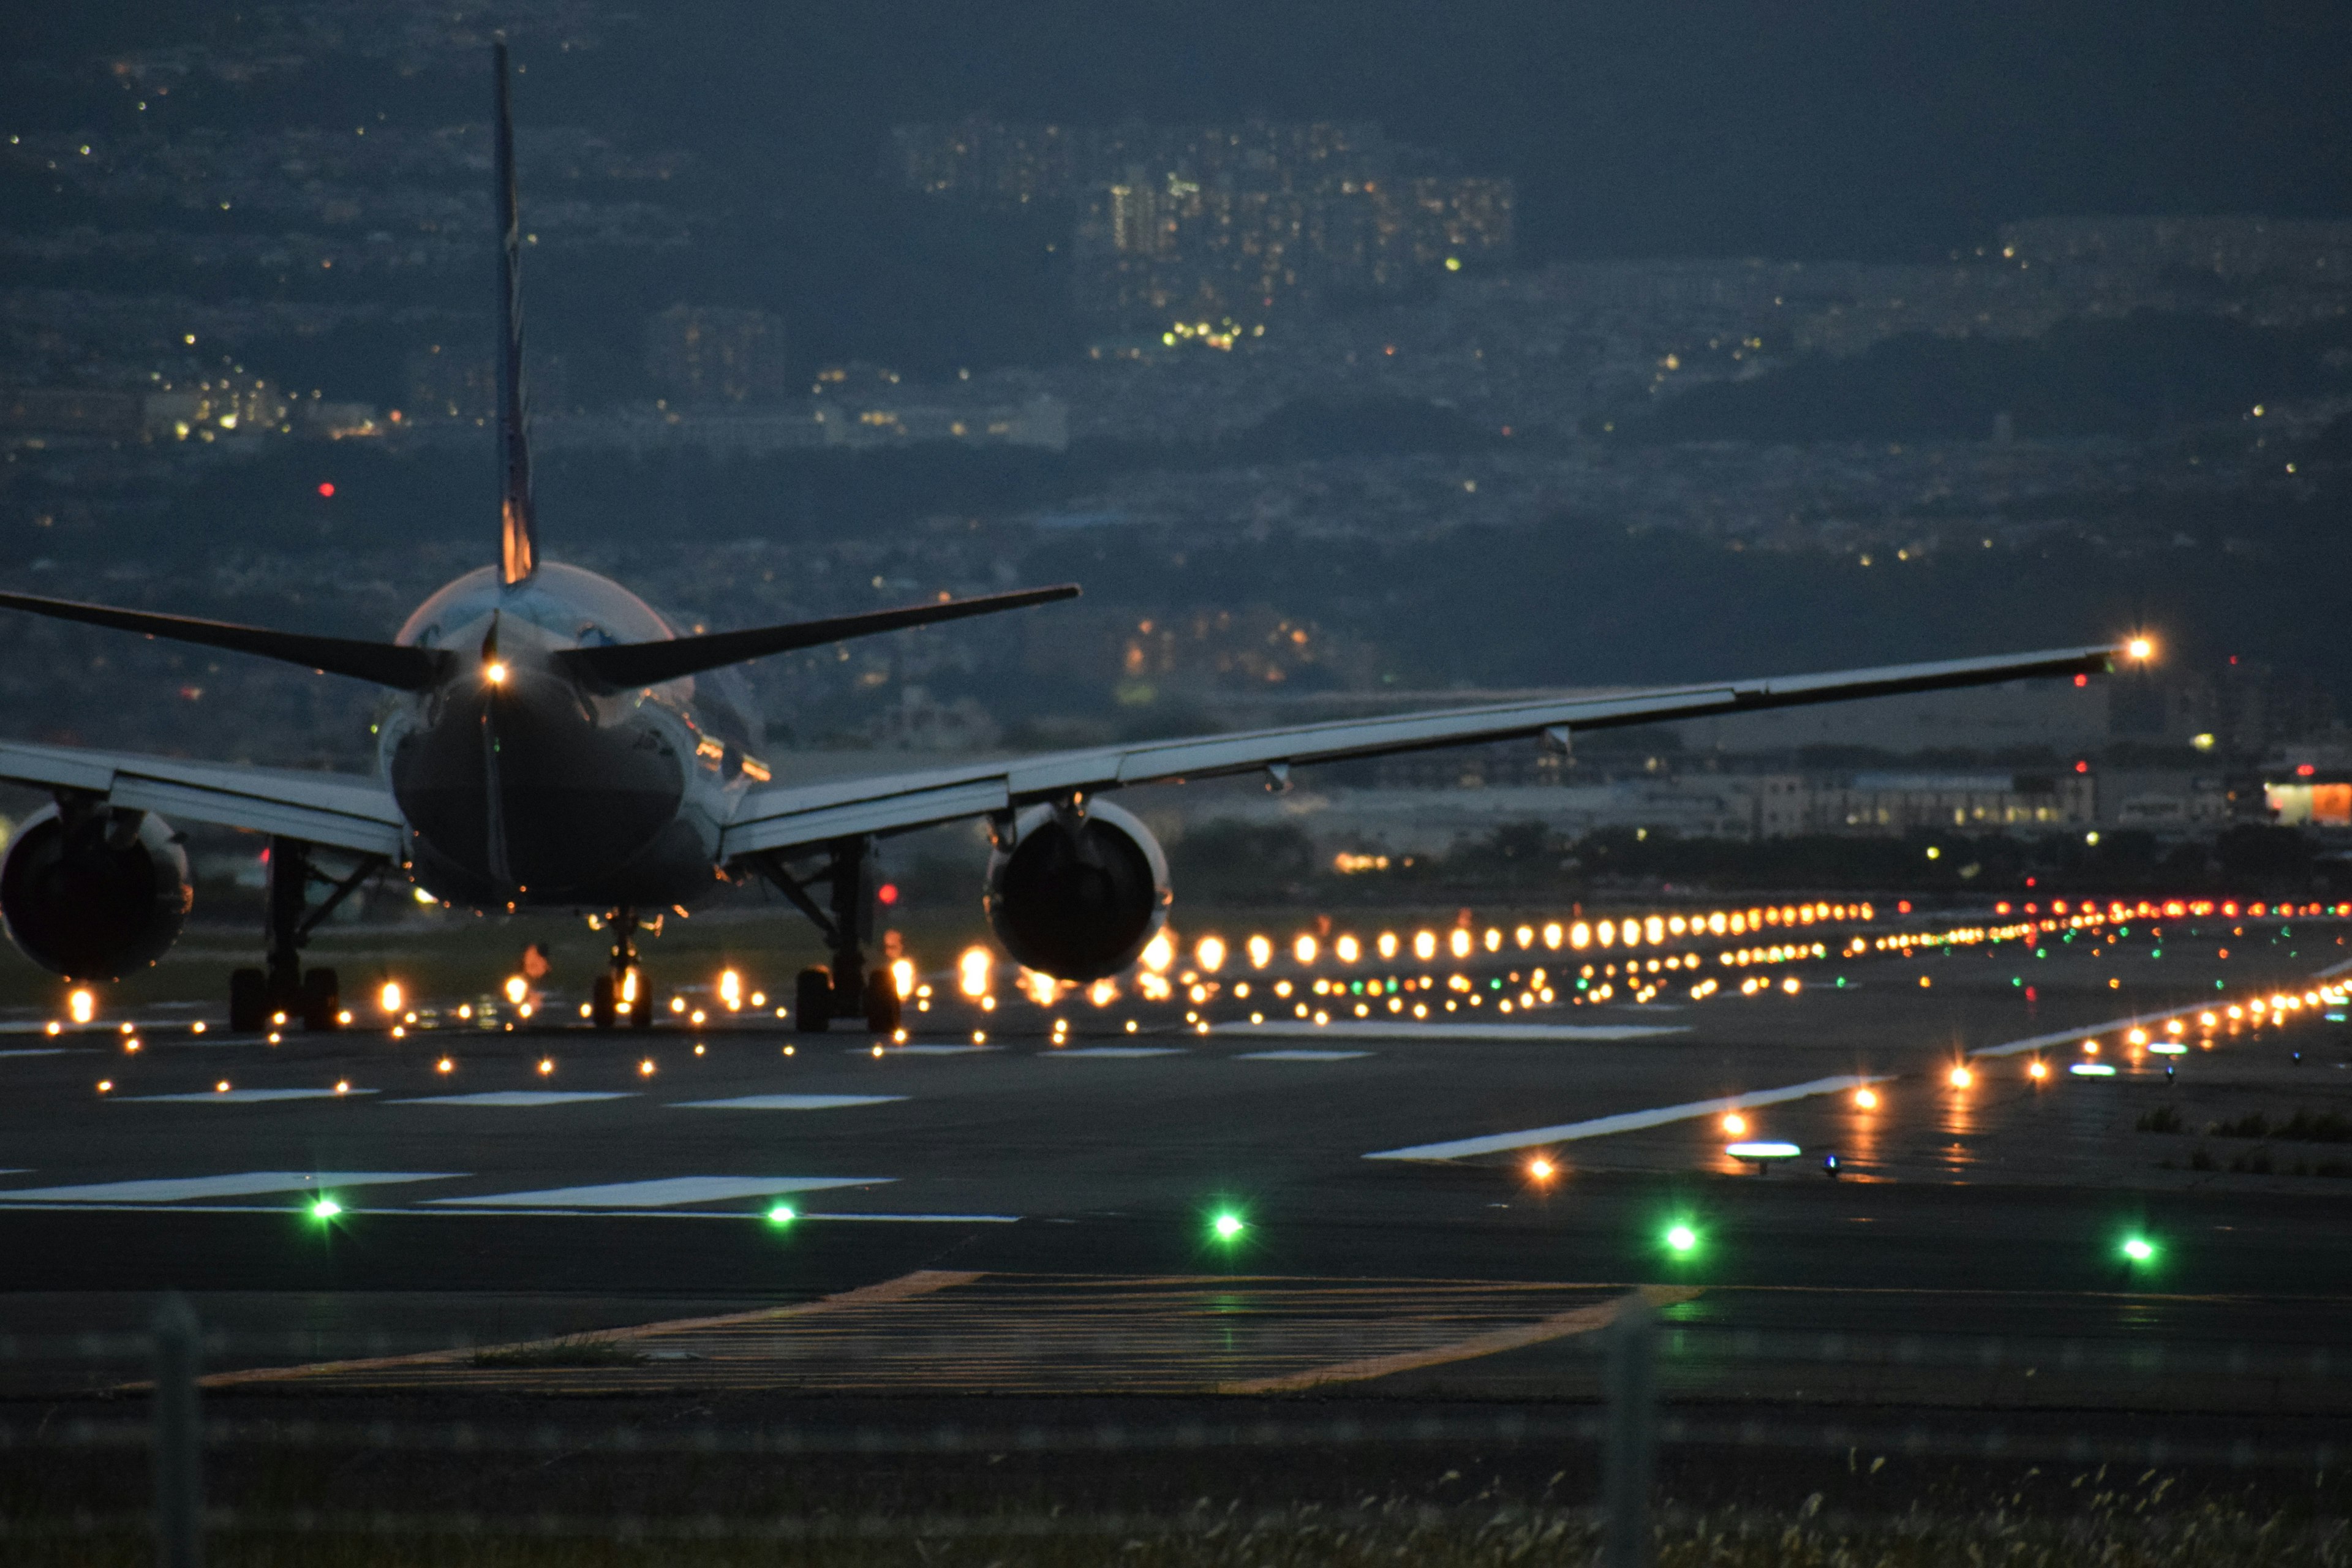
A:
[753,837,898,1036]
[794,967,833,1034]
[592,908,655,1030]
[232,837,382,1033]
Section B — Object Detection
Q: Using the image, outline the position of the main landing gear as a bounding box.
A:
[751,837,901,1037]
[588,907,656,1030]
[228,837,385,1033]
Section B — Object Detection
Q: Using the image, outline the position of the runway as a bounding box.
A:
[2,902,2348,1400]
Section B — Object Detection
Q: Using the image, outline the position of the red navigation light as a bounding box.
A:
[876,883,900,906]
[317,481,336,497]
[2075,760,2089,774]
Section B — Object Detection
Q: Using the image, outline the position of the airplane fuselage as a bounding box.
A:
[379,562,761,908]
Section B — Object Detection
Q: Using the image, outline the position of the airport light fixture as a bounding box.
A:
[2120,1234,2157,1265]
[309,1196,342,1221]
[1211,1210,1246,1243]
[1664,1221,1700,1257]
[767,1203,797,1225]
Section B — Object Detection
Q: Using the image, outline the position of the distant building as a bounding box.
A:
[891,117,1512,323]
[646,305,788,405]
[0,387,145,444]
[810,362,1069,451]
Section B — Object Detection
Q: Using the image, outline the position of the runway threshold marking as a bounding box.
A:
[1231,1020,1686,1042]
[124,1088,379,1104]
[388,1091,635,1106]
[668,1094,907,1110]
[1044,1047,1186,1058]
[1235,1049,1371,1061]
[201,1268,986,1389]
[1218,1284,1698,1393]
[1362,1074,1891,1161]
[426,1175,892,1208]
[0,1171,462,1203]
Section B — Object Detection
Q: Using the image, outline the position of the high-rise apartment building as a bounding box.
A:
[644,305,789,405]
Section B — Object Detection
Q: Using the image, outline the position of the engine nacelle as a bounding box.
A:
[0,805,191,981]
[984,799,1171,982]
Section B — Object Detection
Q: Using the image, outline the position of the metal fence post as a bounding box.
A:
[153,1292,202,1568]
[1602,1292,1657,1568]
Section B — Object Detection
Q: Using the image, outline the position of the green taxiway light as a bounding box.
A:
[2121,1235,2157,1264]
[1212,1212,1246,1242]
[309,1197,342,1220]
[1665,1223,1699,1256]
[767,1204,797,1225]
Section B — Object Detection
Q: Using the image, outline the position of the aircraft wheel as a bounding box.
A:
[863,968,902,1035]
[794,967,832,1033]
[229,968,268,1033]
[628,968,652,1028]
[590,973,617,1030]
[301,967,341,1031]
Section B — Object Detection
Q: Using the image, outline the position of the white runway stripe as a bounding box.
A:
[428,1175,891,1208]
[1233,1020,1685,1042]
[390,1091,633,1107]
[1363,1074,1889,1161]
[0,1048,77,1058]
[1042,1046,1185,1058]
[863,1044,994,1055]
[1236,1049,1371,1061]
[124,1088,377,1104]
[0,1171,461,1203]
[668,1094,906,1110]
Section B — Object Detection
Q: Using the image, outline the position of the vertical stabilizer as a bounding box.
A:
[491,42,538,585]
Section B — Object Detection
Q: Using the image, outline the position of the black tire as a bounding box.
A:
[628,968,653,1029]
[794,967,833,1033]
[229,967,268,1033]
[590,973,617,1029]
[301,967,341,1031]
[863,968,902,1035]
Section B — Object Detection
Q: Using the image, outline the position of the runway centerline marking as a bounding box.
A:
[1235,1049,1371,1061]
[1232,1020,1685,1042]
[864,1044,993,1056]
[1363,1074,1891,1161]
[0,1048,80,1058]
[1041,1047,1185,1059]
[669,1094,907,1110]
[0,1171,462,1203]
[388,1091,633,1107]
[125,1088,379,1104]
[427,1175,892,1208]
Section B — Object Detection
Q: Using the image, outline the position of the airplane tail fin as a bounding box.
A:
[491,41,538,586]
[556,584,1081,690]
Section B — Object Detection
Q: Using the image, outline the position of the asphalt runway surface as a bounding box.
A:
[3,902,2349,1406]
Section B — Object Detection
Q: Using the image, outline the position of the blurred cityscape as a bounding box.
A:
[2,1,2350,890]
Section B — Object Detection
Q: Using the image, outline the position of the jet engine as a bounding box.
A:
[0,804,191,981]
[984,799,1170,982]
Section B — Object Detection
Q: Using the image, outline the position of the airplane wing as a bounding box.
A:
[0,739,404,858]
[720,641,2130,859]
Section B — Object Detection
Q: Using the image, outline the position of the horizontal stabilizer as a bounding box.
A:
[556,583,1080,690]
[0,590,451,691]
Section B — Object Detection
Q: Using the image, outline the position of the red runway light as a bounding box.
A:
[877,883,899,906]
[317,481,336,497]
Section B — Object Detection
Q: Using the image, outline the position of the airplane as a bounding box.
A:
[0,46,2149,1035]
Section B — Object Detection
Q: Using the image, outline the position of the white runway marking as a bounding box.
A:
[1233,1020,1686,1042]
[390,1091,634,1107]
[124,1088,379,1104]
[1363,1074,1890,1161]
[0,1171,461,1203]
[1042,1046,1186,1058]
[861,1044,995,1055]
[669,1094,906,1110]
[428,1175,891,1208]
[0,1048,75,1058]
[1236,1049,1372,1061]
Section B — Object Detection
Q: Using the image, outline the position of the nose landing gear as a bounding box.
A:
[589,907,655,1030]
